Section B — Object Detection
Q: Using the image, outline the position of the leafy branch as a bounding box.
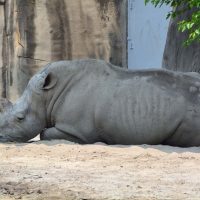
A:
[145,0,200,45]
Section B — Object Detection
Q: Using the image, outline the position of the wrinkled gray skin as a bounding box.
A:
[1,59,200,147]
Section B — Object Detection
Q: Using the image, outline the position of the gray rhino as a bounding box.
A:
[0,59,200,147]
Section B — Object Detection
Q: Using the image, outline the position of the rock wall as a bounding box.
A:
[0,0,127,101]
[162,8,200,72]
[0,2,4,98]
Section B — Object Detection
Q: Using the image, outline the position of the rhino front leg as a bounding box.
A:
[40,127,83,144]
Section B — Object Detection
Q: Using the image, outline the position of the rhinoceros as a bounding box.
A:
[0,59,200,147]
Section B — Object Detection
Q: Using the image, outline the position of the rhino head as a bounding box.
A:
[0,71,57,142]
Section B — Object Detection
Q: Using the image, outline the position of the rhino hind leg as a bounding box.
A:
[40,127,83,143]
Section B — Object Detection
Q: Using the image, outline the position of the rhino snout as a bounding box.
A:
[0,135,10,142]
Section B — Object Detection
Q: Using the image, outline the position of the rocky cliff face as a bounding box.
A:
[162,8,200,73]
[0,0,127,101]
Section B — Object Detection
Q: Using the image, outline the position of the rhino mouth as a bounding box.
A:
[0,133,27,143]
[0,135,13,143]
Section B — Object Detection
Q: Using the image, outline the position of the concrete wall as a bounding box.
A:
[0,3,4,98]
[0,0,127,101]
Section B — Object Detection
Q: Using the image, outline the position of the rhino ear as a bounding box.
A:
[0,98,12,112]
[42,72,57,90]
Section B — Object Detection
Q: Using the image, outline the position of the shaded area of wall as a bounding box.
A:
[0,0,127,101]
[162,7,200,72]
[0,3,4,98]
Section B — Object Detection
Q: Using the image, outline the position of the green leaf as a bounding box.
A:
[144,0,200,45]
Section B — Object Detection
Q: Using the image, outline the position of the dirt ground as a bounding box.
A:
[0,140,200,200]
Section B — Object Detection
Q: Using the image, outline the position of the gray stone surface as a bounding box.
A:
[0,5,4,97]
[0,59,200,147]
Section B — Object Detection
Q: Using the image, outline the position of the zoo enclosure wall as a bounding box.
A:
[0,0,127,101]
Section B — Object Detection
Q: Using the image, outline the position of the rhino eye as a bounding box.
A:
[15,112,25,121]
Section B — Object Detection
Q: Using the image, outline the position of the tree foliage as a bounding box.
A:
[145,0,200,45]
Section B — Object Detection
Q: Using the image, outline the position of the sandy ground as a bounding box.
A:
[0,140,200,200]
